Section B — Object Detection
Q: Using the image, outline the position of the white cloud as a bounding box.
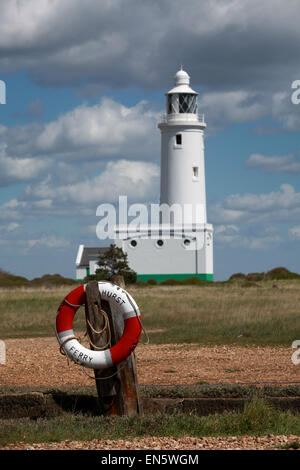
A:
[0,234,71,256]
[214,224,282,251]
[210,184,300,225]
[27,235,69,249]
[0,222,20,233]
[289,226,300,240]
[27,159,160,205]
[199,91,266,131]
[35,98,159,160]
[271,91,300,131]
[245,153,300,173]
[223,184,298,213]
[1,99,160,166]
[0,159,160,221]
[0,143,51,186]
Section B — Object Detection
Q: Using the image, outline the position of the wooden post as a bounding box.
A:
[84,278,142,416]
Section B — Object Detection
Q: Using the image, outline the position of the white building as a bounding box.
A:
[75,245,108,280]
[114,67,214,282]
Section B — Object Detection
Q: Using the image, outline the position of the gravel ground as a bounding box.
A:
[0,337,299,451]
[2,435,300,450]
[0,337,298,387]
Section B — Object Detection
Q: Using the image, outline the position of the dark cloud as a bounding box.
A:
[1,0,300,94]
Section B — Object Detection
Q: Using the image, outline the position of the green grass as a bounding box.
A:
[0,399,299,446]
[0,280,299,345]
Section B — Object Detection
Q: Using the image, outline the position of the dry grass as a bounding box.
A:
[0,281,299,345]
[130,281,300,346]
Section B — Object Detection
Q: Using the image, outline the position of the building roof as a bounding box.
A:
[76,245,108,267]
[167,67,197,95]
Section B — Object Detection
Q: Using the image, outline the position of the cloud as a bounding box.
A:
[223,184,298,213]
[25,159,160,205]
[0,233,71,255]
[270,91,300,131]
[0,222,20,233]
[27,235,70,249]
[0,143,51,187]
[245,153,300,173]
[35,98,159,161]
[214,224,282,251]
[199,91,266,131]
[0,159,160,221]
[1,98,160,164]
[289,225,300,240]
[210,184,300,225]
[1,0,300,96]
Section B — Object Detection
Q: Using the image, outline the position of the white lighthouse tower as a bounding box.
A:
[160,66,208,226]
[114,67,213,282]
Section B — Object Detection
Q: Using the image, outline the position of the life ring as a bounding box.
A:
[55,281,142,369]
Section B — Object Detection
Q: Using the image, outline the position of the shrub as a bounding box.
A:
[246,272,265,282]
[265,267,300,280]
[147,279,158,285]
[229,273,247,281]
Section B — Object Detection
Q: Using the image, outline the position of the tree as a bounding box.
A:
[84,244,137,284]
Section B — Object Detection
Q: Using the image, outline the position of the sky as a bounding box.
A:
[0,0,300,281]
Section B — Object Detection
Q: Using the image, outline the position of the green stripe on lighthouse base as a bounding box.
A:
[137,273,214,283]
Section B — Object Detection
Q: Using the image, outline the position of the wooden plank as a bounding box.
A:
[84,278,142,416]
[110,275,142,416]
[84,281,120,415]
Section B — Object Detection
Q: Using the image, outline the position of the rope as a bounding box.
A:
[59,335,80,356]
[54,329,83,367]
[86,308,112,351]
[86,310,109,335]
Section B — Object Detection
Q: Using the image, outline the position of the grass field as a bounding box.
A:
[0,280,299,447]
[0,280,299,346]
[0,399,299,446]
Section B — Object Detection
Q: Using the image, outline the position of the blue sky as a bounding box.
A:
[1,0,300,281]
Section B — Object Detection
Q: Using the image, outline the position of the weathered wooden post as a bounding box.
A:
[84,277,142,416]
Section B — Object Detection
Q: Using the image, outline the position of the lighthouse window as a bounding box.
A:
[176,134,182,145]
[167,95,173,114]
[193,166,199,179]
[179,94,197,114]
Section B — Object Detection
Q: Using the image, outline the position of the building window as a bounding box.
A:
[178,94,197,113]
[193,166,199,179]
[176,134,182,145]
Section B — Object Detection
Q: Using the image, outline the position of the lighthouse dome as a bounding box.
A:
[174,68,190,86]
[167,67,197,95]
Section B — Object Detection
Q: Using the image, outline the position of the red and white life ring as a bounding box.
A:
[55,281,142,369]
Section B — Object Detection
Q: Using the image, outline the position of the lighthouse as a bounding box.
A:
[113,67,214,282]
[159,66,208,227]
